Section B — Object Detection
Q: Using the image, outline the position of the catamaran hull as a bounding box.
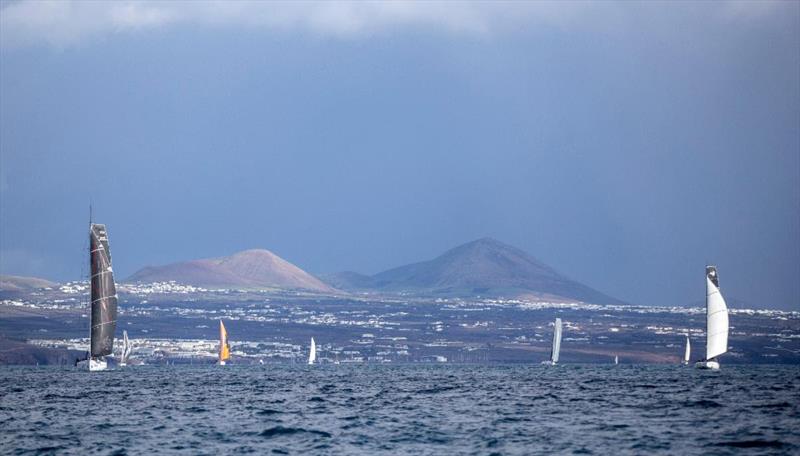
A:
[694,360,720,370]
[219,360,226,366]
[89,358,108,371]
[540,361,556,366]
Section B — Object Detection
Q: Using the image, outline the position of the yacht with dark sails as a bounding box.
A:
[87,222,118,371]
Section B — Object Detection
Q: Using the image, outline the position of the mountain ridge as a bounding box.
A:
[0,274,57,291]
[127,249,335,293]
[323,237,625,305]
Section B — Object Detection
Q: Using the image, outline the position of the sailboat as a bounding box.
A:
[219,320,231,366]
[683,334,691,365]
[695,266,729,370]
[308,337,316,365]
[88,223,118,371]
[119,330,132,367]
[614,355,619,365]
[541,318,562,365]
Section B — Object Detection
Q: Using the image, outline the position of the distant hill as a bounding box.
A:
[127,249,335,293]
[323,238,624,304]
[0,274,56,291]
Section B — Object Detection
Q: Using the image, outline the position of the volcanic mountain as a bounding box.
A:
[324,238,624,304]
[0,275,57,292]
[127,249,335,293]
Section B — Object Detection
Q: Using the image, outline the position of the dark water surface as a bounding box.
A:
[1,365,798,455]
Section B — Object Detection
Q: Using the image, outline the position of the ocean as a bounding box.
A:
[1,364,798,455]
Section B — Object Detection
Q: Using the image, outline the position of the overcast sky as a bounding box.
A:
[1,1,798,309]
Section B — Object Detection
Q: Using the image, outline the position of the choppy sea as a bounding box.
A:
[1,364,798,455]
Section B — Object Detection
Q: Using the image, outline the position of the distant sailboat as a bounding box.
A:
[219,320,231,366]
[119,330,132,367]
[88,223,118,371]
[541,318,562,365]
[308,337,317,365]
[614,355,619,365]
[695,266,729,370]
[683,334,691,365]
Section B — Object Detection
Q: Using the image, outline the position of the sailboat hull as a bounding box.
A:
[219,360,226,366]
[89,358,108,371]
[694,360,720,370]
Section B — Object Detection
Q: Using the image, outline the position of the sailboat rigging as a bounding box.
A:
[695,266,729,370]
[88,222,118,371]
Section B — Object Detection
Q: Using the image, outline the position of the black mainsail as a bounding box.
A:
[90,223,118,360]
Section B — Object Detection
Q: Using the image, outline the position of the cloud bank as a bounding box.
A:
[0,0,790,49]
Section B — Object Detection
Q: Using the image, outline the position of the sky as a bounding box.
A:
[0,1,798,310]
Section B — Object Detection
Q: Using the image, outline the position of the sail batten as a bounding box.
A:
[90,223,118,358]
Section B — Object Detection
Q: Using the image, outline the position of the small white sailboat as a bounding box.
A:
[219,320,231,366]
[119,330,132,367]
[683,334,691,365]
[614,355,619,365]
[541,318,562,365]
[308,337,317,365]
[695,266,729,370]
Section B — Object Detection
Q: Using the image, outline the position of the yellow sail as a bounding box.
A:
[219,320,230,362]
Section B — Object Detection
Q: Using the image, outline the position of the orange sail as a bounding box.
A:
[219,320,231,363]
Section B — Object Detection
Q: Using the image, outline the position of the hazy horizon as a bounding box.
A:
[1,1,798,310]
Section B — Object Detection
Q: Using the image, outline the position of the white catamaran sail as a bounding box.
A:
[308,337,317,365]
[542,318,563,365]
[88,223,118,371]
[614,355,619,365]
[683,334,691,365]
[695,266,729,370]
[119,330,132,367]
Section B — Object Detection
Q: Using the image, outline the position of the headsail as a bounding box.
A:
[90,223,118,358]
[219,320,231,363]
[705,266,729,360]
[550,318,563,364]
[308,337,316,365]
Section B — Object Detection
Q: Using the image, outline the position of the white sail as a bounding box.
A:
[120,330,132,366]
[614,355,618,365]
[705,268,729,360]
[308,337,316,365]
[684,334,691,364]
[551,318,562,364]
